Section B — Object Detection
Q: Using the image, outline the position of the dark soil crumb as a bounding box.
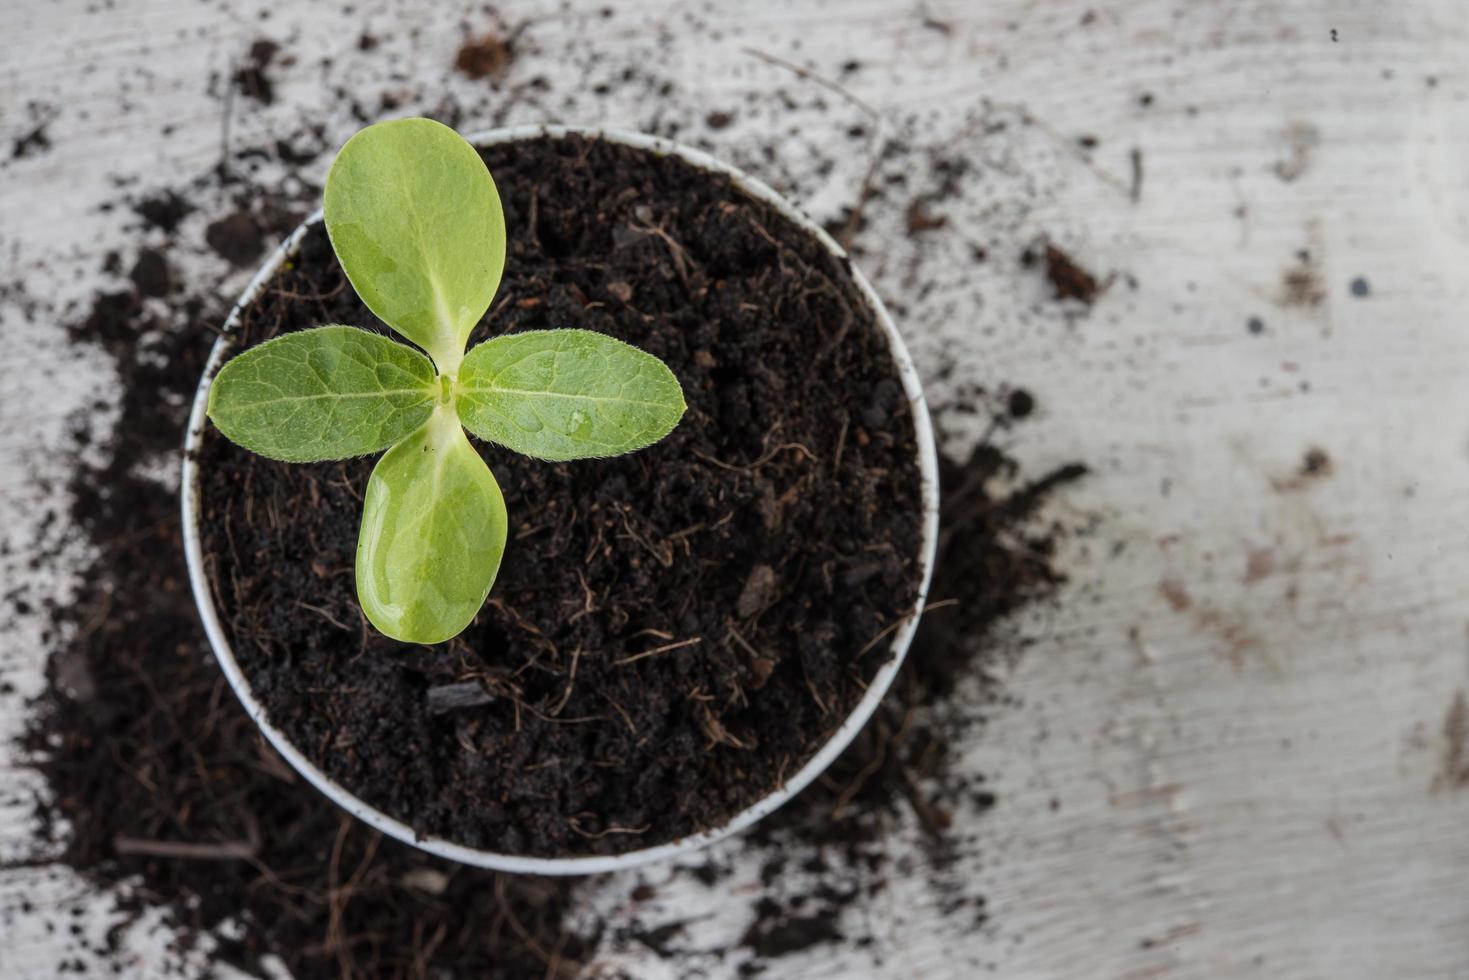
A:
[905,199,948,234]
[1350,275,1370,298]
[1271,447,1332,492]
[197,133,926,858]
[132,190,195,233]
[233,39,281,105]
[1024,243,1100,304]
[12,119,53,159]
[1247,316,1265,335]
[456,34,514,80]
[128,248,171,297]
[1279,254,1325,308]
[204,211,265,267]
[1007,388,1035,419]
[706,110,734,130]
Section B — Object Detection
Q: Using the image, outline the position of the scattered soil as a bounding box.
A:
[1271,446,1332,492]
[13,14,1097,976]
[128,248,171,297]
[132,190,195,234]
[1025,242,1101,304]
[233,39,281,105]
[681,438,1086,966]
[204,211,265,268]
[1278,250,1325,308]
[905,199,948,234]
[12,121,53,160]
[195,133,927,858]
[26,209,595,980]
[456,34,515,81]
[1437,691,1469,791]
[1300,447,1331,477]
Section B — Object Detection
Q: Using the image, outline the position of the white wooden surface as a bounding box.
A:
[3,0,1468,977]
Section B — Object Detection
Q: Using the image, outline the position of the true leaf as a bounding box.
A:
[456,329,687,461]
[355,410,508,644]
[324,117,506,373]
[206,325,438,462]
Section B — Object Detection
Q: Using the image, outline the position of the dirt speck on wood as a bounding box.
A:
[456,33,514,80]
[1024,242,1101,304]
[233,38,281,105]
[1434,691,1469,792]
[204,211,265,268]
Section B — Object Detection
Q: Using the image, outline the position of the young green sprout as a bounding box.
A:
[206,118,686,644]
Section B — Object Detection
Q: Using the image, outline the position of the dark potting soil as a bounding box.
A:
[17,21,1100,975]
[28,259,594,979]
[194,133,927,858]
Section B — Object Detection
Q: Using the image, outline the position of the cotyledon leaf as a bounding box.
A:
[455,329,687,462]
[323,117,506,374]
[355,408,508,644]
[206,325,438,462]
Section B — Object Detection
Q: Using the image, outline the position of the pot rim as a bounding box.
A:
[180,123,940,875]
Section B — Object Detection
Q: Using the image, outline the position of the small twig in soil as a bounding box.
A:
[628,217,696,291]
[528,183,541,245]
[599,689,638,735]
[894,759,953,838]
[493,874,563,973]
[691,441,817,473]
[270,280,349,303]
[113,836,258,861]
[725,624,761,657]
[832,416,850,474]
[612,504,674,567]
[831,707,914,819]
[698,703,750,749]
[296,601,352,632]
[252,739,298,784]
[853,616,907,661]
[547,646,581,716]
[566,818,651,840]
[612,636,702,667]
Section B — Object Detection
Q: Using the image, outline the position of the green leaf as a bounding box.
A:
[355,409,508,644]
[456,329,687,462]
[324,117,506,373]
[206,325,438,462]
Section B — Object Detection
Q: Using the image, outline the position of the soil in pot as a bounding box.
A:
[194,132,927,858]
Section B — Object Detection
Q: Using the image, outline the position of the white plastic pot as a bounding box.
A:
[181,124,940,875]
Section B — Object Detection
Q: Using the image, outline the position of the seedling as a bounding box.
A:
[206,118,686,644]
